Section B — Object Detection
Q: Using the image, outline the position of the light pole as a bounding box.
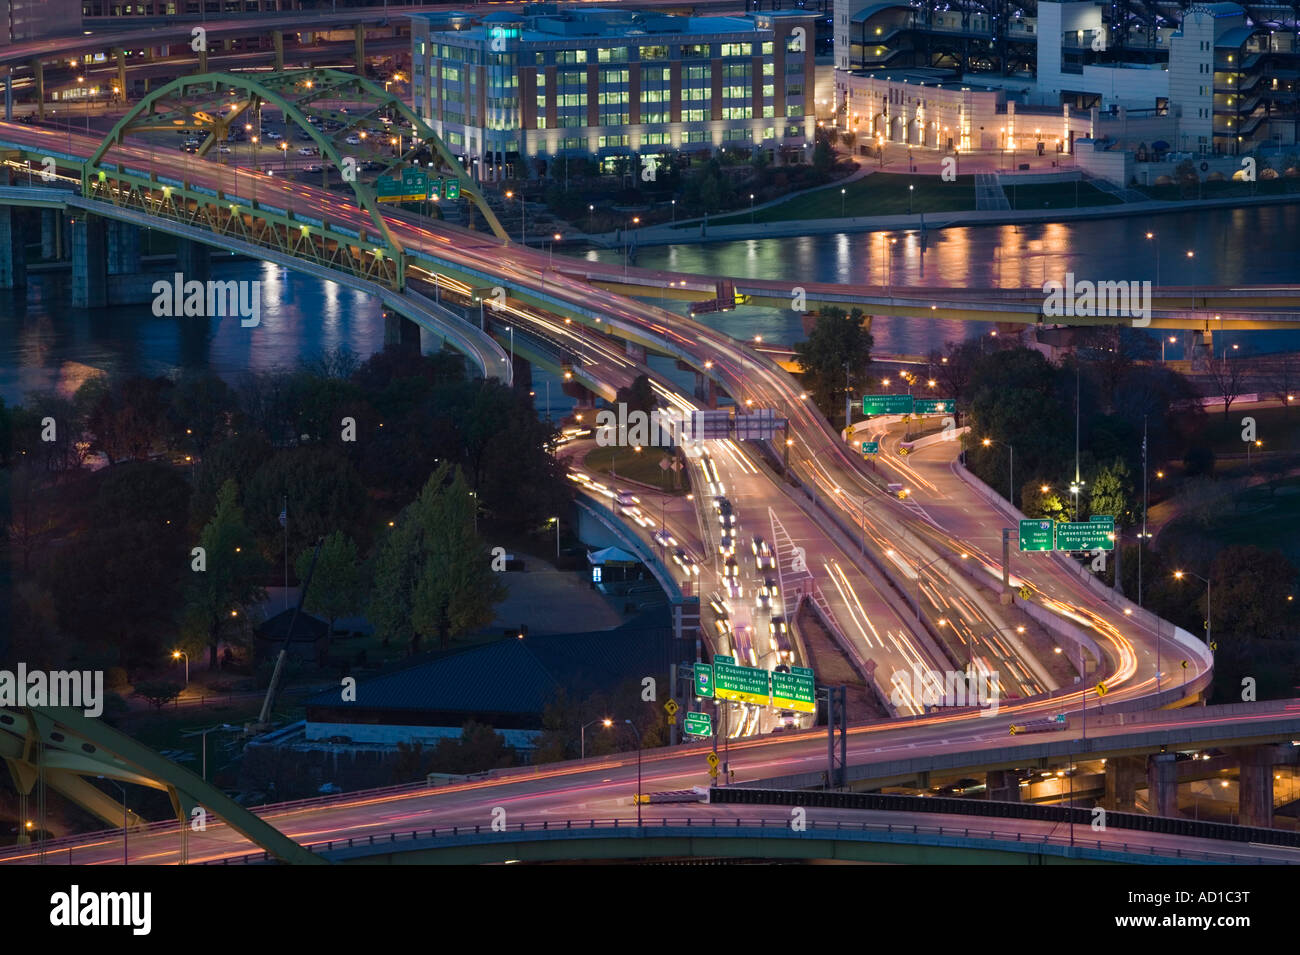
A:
[908,182,914,215]
[171,650,189,685]
[981,437,1014,506]
[841,187,846,217]
[671,198,676,223]
[623,719,643,826]
[1145,231,1160,287]
[1174,569,1212,650]
[581,717,612,759]
[98,776,128,865]
[749,192,755,223]
[552,516,561,559]
[1162,335,1176,362]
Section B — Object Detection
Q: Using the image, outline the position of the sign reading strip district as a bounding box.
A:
[713,659,771,706]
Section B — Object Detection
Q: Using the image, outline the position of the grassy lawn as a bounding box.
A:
[700,172,977,226]
[584,444,683,491]
[1199,404,1300,455]
[1006,181,1121,210]
[1165,476,1300,567]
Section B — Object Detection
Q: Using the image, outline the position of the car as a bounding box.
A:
[263,130,282,141]
[304,163,324,173]
[180,144,198,153]
[752,536,774,571]
[217,144,232,153]
[653,529,677,548]
[717,502,735,527]
[723,557,739,579]
[344,134,361,145]
[295,130,314,141]
[755,578,778,610]
[718,531,735,557]
[297,145,319,156]
[726,578,743,600]
[361,159,384,171]
[769,615,789,640]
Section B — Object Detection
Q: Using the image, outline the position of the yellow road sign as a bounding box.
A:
[664,699,679,716]
[1018,584,1032,600]
[706,751,720,768]
[1181,659,1189,669]
[709,766,719,778]
[667,715,676,725]
[1095,682,1108,697]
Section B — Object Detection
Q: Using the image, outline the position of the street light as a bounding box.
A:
[623,719,643,825]
[581,717,612,759]
[841,187,846,217]
[171,650,189,685]
[1145,231,1160,287]
[1174,570,1213,649]
[552,516,561,559]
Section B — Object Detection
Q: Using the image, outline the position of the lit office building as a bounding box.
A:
[409,5,819,180]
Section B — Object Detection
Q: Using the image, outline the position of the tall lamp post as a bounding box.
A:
[171,650,189,685]
[623,719,643,826]
[580,717,612,759]
[1174,569,1212,650]
[1145,231,1160,287]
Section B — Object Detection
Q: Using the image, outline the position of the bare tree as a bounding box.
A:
[1258,353,1300,413]
[1204,354,1250,419]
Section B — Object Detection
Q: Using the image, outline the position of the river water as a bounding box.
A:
[2,204,1297,405]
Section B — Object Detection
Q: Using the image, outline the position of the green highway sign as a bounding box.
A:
[683,711,713,737]
[443,178,460,199]
[376,176,402,203]
[713,654,734,664]
[791,665,814,678]
[861,441,880,455]
[913,398,955,415]
[862,394,915,416]
[694,662,714,698]
[771,668,816,713]
[1090,514,1115,523]
[1055,520,1114,551]
[714,659,771,707]
[1019,519,1054,552]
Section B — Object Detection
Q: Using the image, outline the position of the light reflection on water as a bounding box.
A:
[1,204,1297,404]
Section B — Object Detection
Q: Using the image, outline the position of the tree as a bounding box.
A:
[410,466,506,652]
[1204,353,1250,419]
[79,375,173,464]
[1020,480,1067,521]
[133,680,184,711]
[245,445,368,558]
[167,373,239,455]
[1209,545,1297,642]
[369,514,420,649]
[1089,457,1135,526]
[614,374,657,417]
[184,480,266,669]
[295,531,363,637]
[793,306,873,423]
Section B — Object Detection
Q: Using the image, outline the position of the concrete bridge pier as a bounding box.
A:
[1146,752,1179,818]
[1102,755,1145,812]
[625,340,647,363]
[694,371,719,408]
[0,206,26,289]
[107,219,142,276]
[175,237,210,284]
[1186,329,1211,368]
[71,214,107,307]
[1233,744,1279,828]
[40,208,62,261]
[562,381,595,404]
[511,355,533,392]
[383,309,421,351]
[986,769,1020,802]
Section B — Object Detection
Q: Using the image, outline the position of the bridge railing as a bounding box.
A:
[196,814,1291,866]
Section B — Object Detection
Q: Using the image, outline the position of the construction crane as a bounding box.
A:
[248,535,325,735]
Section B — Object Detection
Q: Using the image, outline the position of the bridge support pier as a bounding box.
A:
[71,214,107,308]
[1233,744,1278,828]
[0,206,27,289]
[512,355,533,392]
[383,309,421,352]
[1187,329,1211,368]
[41,209,61,261]
[562,381,595,405]
[694,372,719,409]
[1146,752,1179,818]
[625,340,647,363]
[175,237,210,284]
[107,220,142,276]
[986,769,1020,802]
[1102,755,1145,812]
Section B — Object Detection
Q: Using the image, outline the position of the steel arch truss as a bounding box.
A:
[87,69,507,255]
[0,707,323,864]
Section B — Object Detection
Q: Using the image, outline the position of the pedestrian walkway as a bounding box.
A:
[974,172,1011,210]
